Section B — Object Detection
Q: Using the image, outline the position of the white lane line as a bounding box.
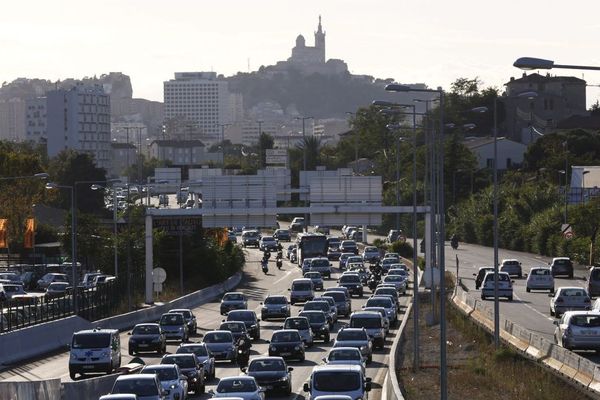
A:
[513,292,555,322]
[274,269,294,285]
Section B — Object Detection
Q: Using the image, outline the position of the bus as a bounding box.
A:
[296,233,328,264]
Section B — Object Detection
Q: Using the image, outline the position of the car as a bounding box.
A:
[267,329,305,361]
[526,267,555,293]
[386,230,403,243]
[0,272,23,283]
[383,252,400,261]
[500,259,523,278]
[301,258,314,274]
[314,225,331,235]
[314,296,338,324]
[473,267,495,290]
[309,257,332,279]
[140,364,188,400]
[480,272,513,301]
[259,235,279,252]
[225,310,261,340]
[338,273,363,297]
[227,231,237,243]
[0,283,26,301]
[289,217,305,232]
[304,272,324,291]
[303,300,336,328]
[273,229,292,242]
[323,290,351,317]
[587,267,600,297]
[364,296,397,325]
[303,364,372,400]
[159,313,189,342]
[220,292,248,315]
[550,287,592,317]
[128,323,166,355]
[44,281,70,299]
[380,258,399,273]
[220,320,251,344]
[340,240,358,255]
[323,347,366,374]
[361,246,380,263]
[160,354,205,394]
[299,310,331,342]
[345,266,368,285]
[382,274,407,294]
[81,272,104,289]
[342,225,357,238]
[362,306,390,334]
[326,237,342,260]
[351,230,363,242]
[261,295,291,320]
[69,328,121,380]
[283,316,314,347]
[286,244,297,259]
[201,330,238,363]
[345,256,364,269]
[209,376,265,400]
[338,252,354,270]
[333,327,373,363]
[244,356,293,395]
[37,273,69,290]
[373,287,400,306]
[387,268,409,282]
[349,311,386,350]
[289,278,314,305]
[554,311,600,352]
[176,342,216,380]
[98,394,138,400]
[170,308,197,335]
[110,374,165,400]
[550,257,574,278]
[241,230,261,248]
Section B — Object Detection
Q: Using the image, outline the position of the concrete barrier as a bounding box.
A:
[575,358,596,389]
[541,342,564,371]
[560,349,581,380]
[526,333,548,360]
[0,379,61,400]
[508,323,532,353]
[61,373,118,400]
[589,364,600,393]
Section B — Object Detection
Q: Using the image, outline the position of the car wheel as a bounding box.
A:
[324,334,330,342]
[508,296,513,301]
[550,288,555,294]
[550,308,555,316]
[128,348,134,356]
[526,287,530,293]
[69,371,77,381]
[481,294,486,300]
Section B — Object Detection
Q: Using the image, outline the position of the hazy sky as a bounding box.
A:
[3,0,600,105]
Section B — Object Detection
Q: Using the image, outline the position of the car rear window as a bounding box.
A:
[531,269,550,276]
[570,315,600,327]
[293,282,312,291]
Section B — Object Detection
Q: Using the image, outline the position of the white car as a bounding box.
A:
[361,246,380,263]
[526,267,554,293]
[209,375,265,399]
[141,364,188,400]
[480,272,513,301]
[550,287,591,317]
[554,311,600,352]
[323,347,366,374]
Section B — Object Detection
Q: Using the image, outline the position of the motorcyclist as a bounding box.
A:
[450,234,459,249]
[236,336,251,367]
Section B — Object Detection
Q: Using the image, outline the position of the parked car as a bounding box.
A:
[480,272,513,301]
[159,313,189,342]
[261,295,291,320]
[473,267,495,290]
[526,267,555,293]
[201,330,238,363]
[304,272,324,291]
[550,287,591,317]
[244,356,293,395]
[209,376,265,400]
[160,354,205,394]
[0,283,26,301]
[550,257,574,279]
[283,316,314,347]
[220,292,248,315]
[37,273,68,290]
[140,364,187,400]
[500,259,523,278]
[273,229,292,242]
[386,229,403,243]
[44,281,70,299]
[225,310,261,340]
[267,329,305,361]
[586,267,600,297]
[128,323,166,355]
[333,327,373,363]
[170,308,197,335]
[109,374,165,400]
[554,311,600,352]
[176,342,216,380]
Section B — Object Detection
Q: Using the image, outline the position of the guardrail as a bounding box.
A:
[452,283,600,399]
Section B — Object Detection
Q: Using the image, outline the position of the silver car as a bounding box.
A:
[110,374,165,400]
[283,316,313,347]
[209,376,265,400]
[176,343,216,380]
[554,311,600,351]
[202,330,237,363]
[333,328,373,363]
[364,296,397,325]
[526,267,554,293]
[500,259,523,278]
[141,364,187,400]
[261,295,291,321]
[220,292,248,315]
[382,274,407,294]
[550,287,591,317]
[323,347,366,374]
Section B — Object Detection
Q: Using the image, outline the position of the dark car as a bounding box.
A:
[268,330,305,361]
[299,310,330,342]
[128,323,166,355]
[473,267,495,290]
[586,267,600,297]
[338,273,364,297]
[219,320,251,343]
[273,229,292,242]
[340,240,358,255]
[170,308,197,335]
[303,301,335,329]
[244,356,293,395]
[326,237,342,260]
[220,292,248,315]
[225,310,261,340]
[161,353,205,394]
[550,257,574,278]
[261,295,291,321]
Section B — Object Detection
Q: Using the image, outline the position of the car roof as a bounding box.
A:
[562,310,600,318]
[115,373,157,382]
[75,328,118,335]
[351,311,381,317]
[219,375,256,382]
[250,356,285,363]
[292,278,312,283]
[134,323,160,328]
[142,364,177,370]
[312,364,363,373]
[170,308,191,312]
[273,329,300,335]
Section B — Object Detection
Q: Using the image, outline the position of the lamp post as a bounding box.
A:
[514,57,600,71]
[257,120,264,169]
[295,116,313,172]
[559,170,567,224]
[345,111,358,171]
[91,181,122,276]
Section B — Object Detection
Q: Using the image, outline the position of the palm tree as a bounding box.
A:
[296,136,322,170]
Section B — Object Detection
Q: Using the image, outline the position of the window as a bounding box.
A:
[486,158,494,169]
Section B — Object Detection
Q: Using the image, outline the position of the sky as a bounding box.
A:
[3,0,600,106]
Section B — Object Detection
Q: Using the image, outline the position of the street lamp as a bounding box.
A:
[295,116,313,172]
[345,111,358,171]
[91,181,122,276]
[514,57,600,71]
[0,172,49,181]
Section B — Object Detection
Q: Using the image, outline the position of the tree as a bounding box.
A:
[257,132,274,168]
[296,136,322,170]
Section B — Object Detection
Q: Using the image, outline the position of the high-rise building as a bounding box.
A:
[0,98,26,141]
[25,97,47,142]
[46,84,111,169]
[163,72,230,144]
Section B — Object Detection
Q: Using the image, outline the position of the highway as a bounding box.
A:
[0,241,412,399]
[446,240,600,362]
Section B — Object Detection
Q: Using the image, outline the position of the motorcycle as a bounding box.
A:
[367,273,381,291]
[261,259,269,274]
[450,238,458,250]
[276,256,283,270]
[236,338,251,367]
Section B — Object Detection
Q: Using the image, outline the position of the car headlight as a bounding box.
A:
[278,376,289,381]
[360,345,368,351]
[281,306,287,311]
[100,351,109,358]
[170,384,177,389]
[270,346,276,351]
[294,345,301,350]
[178,327,183,331]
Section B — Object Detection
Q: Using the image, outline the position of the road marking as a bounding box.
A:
[513,292,555,322]
[274,269,294,285]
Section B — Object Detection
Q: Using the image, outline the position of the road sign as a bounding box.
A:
[153,267,166,284]
[153,217,202,235]
[562,223,574,239]
[565,231,574,240]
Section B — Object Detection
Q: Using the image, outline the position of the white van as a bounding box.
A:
[303,364,372,399]
[289,278,314,305]
[69,328,121,380]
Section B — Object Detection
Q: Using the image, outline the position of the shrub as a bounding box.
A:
[390,241,414,258]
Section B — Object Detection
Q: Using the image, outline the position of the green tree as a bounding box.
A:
[257,132,274,168]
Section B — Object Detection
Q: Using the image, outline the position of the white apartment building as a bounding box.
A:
[163,72,230,145]
[0,98,26,141]
[46,84,111,169]
[241,120,280,146]
[25,97,47,142]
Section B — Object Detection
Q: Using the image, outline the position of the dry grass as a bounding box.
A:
[398,295,594,400]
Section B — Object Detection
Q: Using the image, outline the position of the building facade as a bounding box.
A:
[25,97,47,142]
[0,98,26,141]
[110,142,136,177]
[163,72,230,145]
[463,136,528,170]
[149,139,223,166]
[46,84,111,169]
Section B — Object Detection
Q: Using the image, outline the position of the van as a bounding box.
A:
[586,267,600,297]
[303,364,371,399]
[69,328,121,380]
[349,311,386,349]
[550,257,574,279]
[289,278,314,305]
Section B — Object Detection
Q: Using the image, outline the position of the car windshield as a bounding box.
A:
[248,359,285,372]
[293,283,312,291]
[133,325,160,335]
[570,315,600,327]
[228,311,254,322]
[112,378,159,396]
[72,333,110,349]
[329,349,361,361]
[351,317,381,329]
[4,285,23,292]
[285,318,309,330]
[314,371,361,391]
[304,302,328,312]
[162,356,196,368]
[265,296,287,304]
[160,314,184,325]
[484,274,510,282]
[364,308,386,318]
[172,310,192,318]
[347,257,362,263]
[305,273,320,279]
[272,331,300,342]
[367,298,392,308]
[217,379,257,393]
[375,289,396,297]
[385,276,403,282]
[221,323,245,332]
[311,259,329,268]
[324,292,344,302]
[177,345,207,356]
[340,275,360,283]
[203,332,232,343]
[301,312,325,323]
[338,330,367,341]
[224,293,244,301]
[554,259,570,266]
[143,367,177,381]
[263,237,276,243]
[364,247,377,253]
